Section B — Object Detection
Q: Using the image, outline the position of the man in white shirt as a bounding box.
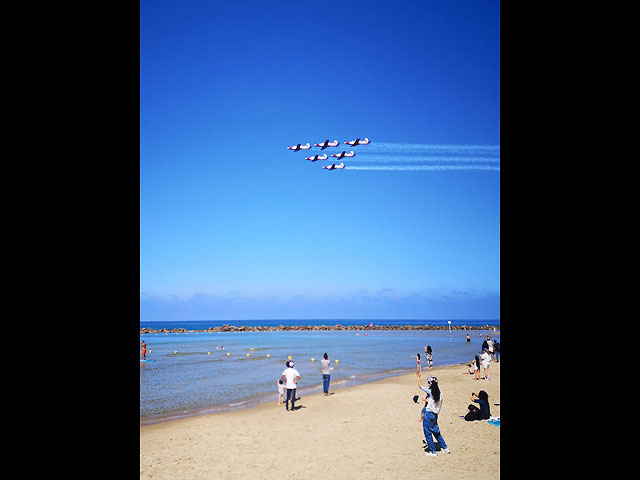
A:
[281,361,301,411]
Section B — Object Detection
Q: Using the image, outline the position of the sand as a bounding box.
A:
[140,361,500,479]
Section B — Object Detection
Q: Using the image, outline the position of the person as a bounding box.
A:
[320,353,332,396]
[493,339,500,362]
[463,363,475,375]
[466,333,471,343]
[281,360,301,412]
[486,334,494,359]
[465,390,491,421]
[411,353,422,373]
[416,372,450,456]
[480,348,491,380]
[140,340,147,360]
[425,346,433,369]
[473,355,481,380]
[277,379,285,405]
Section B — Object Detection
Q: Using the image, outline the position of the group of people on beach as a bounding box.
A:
[278,352,334,411]
[465,334,499,381]
[415,333,498,457]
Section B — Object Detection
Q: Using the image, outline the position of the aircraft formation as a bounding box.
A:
[287,137,370,171]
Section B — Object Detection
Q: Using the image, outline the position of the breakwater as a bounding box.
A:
[140,323,499,334]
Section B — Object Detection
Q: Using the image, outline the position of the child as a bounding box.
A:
[277,379,285,405]
[426,345,433,370]
[473,355,481,380]
[140,340,147,360]
[411,353,422,373]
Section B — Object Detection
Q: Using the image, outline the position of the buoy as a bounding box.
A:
[174,351,178,355]
[311,357,315,362]
[288,355,292,360]
[246,353,250,357]
[226,352,230,356]
[149,350,152,353]
[335,359,339,364]
[266,354,270,358]
[207,352,211,355]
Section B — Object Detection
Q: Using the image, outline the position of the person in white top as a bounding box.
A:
[480,349,492,381]
[281,361,301,411]
[416,372,450,456]
[320,353,333,396]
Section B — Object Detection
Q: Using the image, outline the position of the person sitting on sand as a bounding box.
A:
[465,390,491,421]
[416,372,450,456]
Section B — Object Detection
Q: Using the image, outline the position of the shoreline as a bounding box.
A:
[141,365,444,426]
[140,324,500,334]
[141,361,500,479]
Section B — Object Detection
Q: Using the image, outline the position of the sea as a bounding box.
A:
[139,319,500,425]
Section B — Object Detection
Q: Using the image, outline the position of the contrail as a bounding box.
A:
[345,165,500,172]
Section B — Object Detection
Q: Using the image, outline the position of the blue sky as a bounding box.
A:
[140,0,500,321]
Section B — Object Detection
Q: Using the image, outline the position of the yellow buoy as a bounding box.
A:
[288,355,292,360]
[311,358,315,362]
[226,352,230,356]
[266,354,270,358]
[149,350,152,354]
[246,353,250,357]
[174,351,178,355]
[207,352,211,355]
[335,359,339,364]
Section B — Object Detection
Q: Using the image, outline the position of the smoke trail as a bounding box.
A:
[343,142,500,172]
[345,165,500,172]
[364,142,500,155]
[350,155,500,164]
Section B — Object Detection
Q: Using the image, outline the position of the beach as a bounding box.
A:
[140,361,500,479]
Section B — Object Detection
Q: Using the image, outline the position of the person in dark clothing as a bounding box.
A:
[465,390,491,421]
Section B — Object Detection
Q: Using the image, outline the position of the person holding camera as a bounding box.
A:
[416,372,450,457]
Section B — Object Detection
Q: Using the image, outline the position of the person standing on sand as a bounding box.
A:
[281,360,301,411]
[411,353,422,373]
[473,355,481,380]
[480,349,491,380]
[416,372,450,457]
[140,340,147,360]
[425,346,433,369]
[320,353,332,396]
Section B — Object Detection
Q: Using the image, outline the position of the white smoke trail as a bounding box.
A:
[343,142,500,172]
[364,142,500,155]
[345,165,500,172]
[350,155,500,163]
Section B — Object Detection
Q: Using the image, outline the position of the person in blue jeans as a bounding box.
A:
[417,372,450,457]
[320,353,332,395]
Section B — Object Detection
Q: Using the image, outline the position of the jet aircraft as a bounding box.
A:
[331,151,355,159]
[322,162,345,170]
[287,143,311,151]
[314,139,339,150]
[344,137,370,147]
[305,154,328,162]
